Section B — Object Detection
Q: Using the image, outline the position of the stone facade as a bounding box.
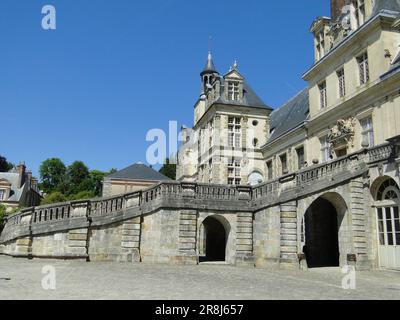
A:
[1,141,399,270]
[1,0,399,271]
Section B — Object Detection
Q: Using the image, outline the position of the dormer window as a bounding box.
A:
[227,81,240,101]
[318,81,327,109]
[357,52,369,85]
[316,32,325,60]
[0,188,5,200]
[352,0,365,28]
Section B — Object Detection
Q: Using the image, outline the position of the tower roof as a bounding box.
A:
[200,52,218,76]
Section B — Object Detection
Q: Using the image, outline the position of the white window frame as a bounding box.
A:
[266,160,273,180]
[361,116,374,148]
[337,68,346,98]
[0,189,5,201]
[316,32,325,60]
[352,0,366,28]
[319,81,327,109]
[296,146,305,170]
[320,136,331,162]
[227,81,240,101]
[280,153,288,175]
[228,158,241,185]
[228,117,241,149]
[357,52,369,85]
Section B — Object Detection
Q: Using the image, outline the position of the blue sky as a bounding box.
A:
[0,0,329,177]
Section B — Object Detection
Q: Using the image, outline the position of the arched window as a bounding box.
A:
[374,178,400,269]
[376,179,400,201]
[248,171,264,187]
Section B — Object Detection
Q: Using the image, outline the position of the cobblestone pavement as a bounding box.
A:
[0,256,399,300]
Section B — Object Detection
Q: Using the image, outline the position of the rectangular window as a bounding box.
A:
[228,117,241,148]
[0,189,5,200]
[280,154,288,175]
[357,52,369,85]
[361,116,374,148]
[337,68,346,98]
[353,0,365,28]
[296,147,305,170]
[319,81,327,109]
[316,32,325,60]
[209,120,214,148]
[228,81,240,101]
[320,136,330,162]
[227,159,241,185]
[267,161,273,180]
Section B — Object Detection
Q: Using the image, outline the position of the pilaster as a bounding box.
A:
[280,201,299,269]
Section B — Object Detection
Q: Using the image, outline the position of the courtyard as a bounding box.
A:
[0,256,399,300]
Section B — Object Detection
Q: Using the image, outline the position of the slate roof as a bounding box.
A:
[0,172,24,202]
[201,52,217,76]
[372,0,400,15]
[267,89,309,144]
[213,77,272,110]
[106,163,172,181]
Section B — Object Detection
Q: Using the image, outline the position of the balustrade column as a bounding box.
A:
[14,208,34,257]
[236,212,255,267]
[120,216,142,263]
[279,201,299,269]
[67,201,90,260]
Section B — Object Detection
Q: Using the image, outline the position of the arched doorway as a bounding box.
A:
[303,197,340,268]
[372,177,400,269]
[200,216,227,262]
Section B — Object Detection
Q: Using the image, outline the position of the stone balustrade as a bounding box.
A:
[0,142,396,245]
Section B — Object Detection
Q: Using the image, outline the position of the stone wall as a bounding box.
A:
[0,142,397,270]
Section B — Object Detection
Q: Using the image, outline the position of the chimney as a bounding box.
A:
[16,162,26,188]
[331,0,347,22]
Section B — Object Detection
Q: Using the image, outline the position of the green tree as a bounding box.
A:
[159,158,176,180]
[0,156,13,173]
[41,192,68,205]
[39,158,67,194]
[68,190,95,201]
[0,204,6,232]
[88,170,108,197]
[67,161,90,195]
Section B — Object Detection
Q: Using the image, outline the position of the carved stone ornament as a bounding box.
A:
[328,117,356,150]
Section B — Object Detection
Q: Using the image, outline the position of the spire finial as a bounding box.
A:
[233,60,238,69]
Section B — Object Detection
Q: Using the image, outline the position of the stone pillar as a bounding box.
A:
[14,208,34,258]
[67,201,89,260]
[350,177,369,269]
[125,192,140,208]
[280,201,299,269]
[120,216,141,262]
[178,210,198,265]
[236,212,255,267]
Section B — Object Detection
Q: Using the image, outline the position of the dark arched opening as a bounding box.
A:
[304,198,340,268]
[200,216,227,262]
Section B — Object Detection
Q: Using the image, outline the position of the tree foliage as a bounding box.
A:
[159,158,176,180]
[39,158,116,205]
[41,192,68,205]
[39,158,67,194]
[0,155,13,173]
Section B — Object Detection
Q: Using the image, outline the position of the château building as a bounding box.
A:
[178,0,400,187]
[1,0,399,271]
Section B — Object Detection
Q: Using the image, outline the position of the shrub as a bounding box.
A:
[41,192,68,205]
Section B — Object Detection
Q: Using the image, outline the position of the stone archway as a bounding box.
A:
[302,193,348,268]
[304,198,340,268]
[199,216,228,262]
